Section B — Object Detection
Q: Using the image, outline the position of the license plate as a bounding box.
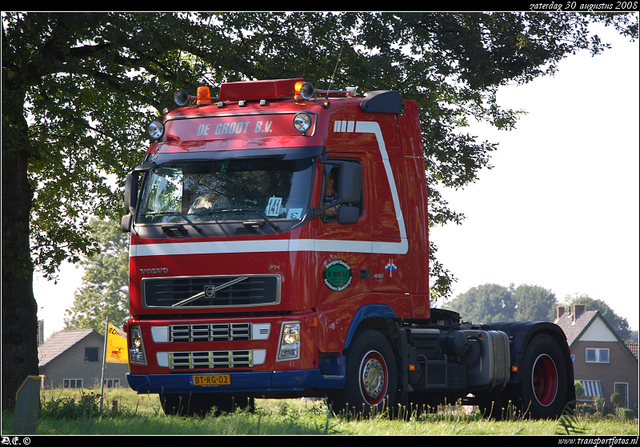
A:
[192,374,231,386]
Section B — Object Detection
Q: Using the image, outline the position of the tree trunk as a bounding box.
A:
[2,90,40,411]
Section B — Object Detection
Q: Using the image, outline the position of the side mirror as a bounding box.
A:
[317,158,363,224]
[120,214,133,233]
[122,162,157,233]
[124,172,138,214]
[336,206,360,225]
[336,161,362,204]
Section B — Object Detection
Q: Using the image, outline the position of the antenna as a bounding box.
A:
[326,45,344,100]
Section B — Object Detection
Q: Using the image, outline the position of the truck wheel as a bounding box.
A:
[516,334,568,419]
[328,329,397,417]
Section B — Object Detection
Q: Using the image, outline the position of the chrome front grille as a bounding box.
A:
[170,323,251,342]
[142,275,281,308]
[170,350,252,369]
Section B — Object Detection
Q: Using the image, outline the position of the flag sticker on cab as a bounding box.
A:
[385,259,397,277]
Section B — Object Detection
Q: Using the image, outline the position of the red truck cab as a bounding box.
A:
[121,78,574,418]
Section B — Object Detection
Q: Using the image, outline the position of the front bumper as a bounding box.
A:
[127,357,346,395]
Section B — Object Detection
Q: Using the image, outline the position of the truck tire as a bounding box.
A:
[328,329,398,417]
[512,333,569,419]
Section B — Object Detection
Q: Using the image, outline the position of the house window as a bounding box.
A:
[585,348,610,363]
[63,378,83,389]
[85,347,99,362]
[103,379,120,388]
[614,383,629,409]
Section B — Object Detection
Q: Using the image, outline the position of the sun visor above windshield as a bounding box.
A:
[146,143,324,164]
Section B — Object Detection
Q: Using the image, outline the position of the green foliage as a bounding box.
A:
[610,392,623,406]
[40,391,100,420]
[513,284,557,321]
[5,388,634,435]
[616,407,635,420]
[4,11,637,292]
[445,284,633,333]
[447,283,516,323]
[63,216,130,332]
[443,283,557,324]
[555,404,588,435]
[574,381,585,399]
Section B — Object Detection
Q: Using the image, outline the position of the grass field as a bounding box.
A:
[2,387,638,436]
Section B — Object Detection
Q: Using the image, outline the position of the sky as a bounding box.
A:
[34,21,639,340]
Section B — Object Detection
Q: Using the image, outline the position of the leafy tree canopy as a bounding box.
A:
[443,283,559,323]
[63,217,130,334]
[3,11,637,292]
[442,283,559,324]
[465,283,516,322]
[444,284,631,341]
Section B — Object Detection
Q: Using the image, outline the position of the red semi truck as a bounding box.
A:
[121,78,575,418]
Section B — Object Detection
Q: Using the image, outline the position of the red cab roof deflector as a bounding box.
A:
[219,78,304,102]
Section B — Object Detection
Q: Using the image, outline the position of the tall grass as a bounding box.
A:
[2,387,638,436]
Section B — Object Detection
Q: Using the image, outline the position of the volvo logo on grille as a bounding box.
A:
[204,285,216,298]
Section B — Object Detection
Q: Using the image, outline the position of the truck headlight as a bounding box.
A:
[129,326,147,365]
[146,119,164,140]
[277,322,300,361]
[293,113,312,134]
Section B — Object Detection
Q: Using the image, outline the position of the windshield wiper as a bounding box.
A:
[145,211,204,235]
[216,208,281,233]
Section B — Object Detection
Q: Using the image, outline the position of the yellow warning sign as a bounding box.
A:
[106,323,128,364]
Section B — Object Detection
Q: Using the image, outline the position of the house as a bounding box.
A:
[38,329,129,390]
[554,304,638,412]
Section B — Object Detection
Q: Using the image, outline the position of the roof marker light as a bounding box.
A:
[197,86,211,105]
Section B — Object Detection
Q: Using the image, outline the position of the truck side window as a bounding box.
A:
[322,165,340,220]
[321,163,362,222]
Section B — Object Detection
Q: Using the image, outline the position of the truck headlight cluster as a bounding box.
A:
[277,322,301,361]
[129,326,147,365]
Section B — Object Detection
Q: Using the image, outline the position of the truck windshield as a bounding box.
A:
[135,157,314,224]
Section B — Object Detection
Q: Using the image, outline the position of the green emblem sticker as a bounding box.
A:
[323,259,352,292]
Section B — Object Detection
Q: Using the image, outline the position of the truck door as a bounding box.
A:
[314,154,372,352]
[369,155,408,300]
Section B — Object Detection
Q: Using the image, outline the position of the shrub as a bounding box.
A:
[41,391,99,420]
[615,407,634,420]
[574,381,585,398]
[610,392,623,407]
